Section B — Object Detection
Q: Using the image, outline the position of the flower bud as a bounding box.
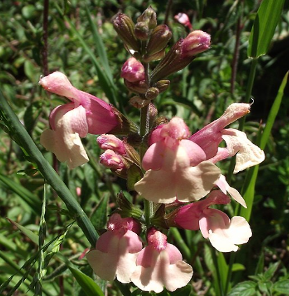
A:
[134,22,150,40]
[124,79,148,94]
[137,6,157,29]
[154,80,170,93]
[181,30,211,58]
[97,134,126,155]
[121,57,145,83]
[129,96,149,109]
[146,25,172,55]
[143,49,165,62]
[145,87,159,100]
[100,149,125,170]
[112,13,140,52]
[174,13,193,31]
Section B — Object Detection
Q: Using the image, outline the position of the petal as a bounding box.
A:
[222,128,265,173]
[179,139,206,166]
[134,169,177,203]
[142,142,166,171]
[40,107,89,169]
[86,250,118,281]
[215,175,247,208]
[189,103,251,159]
[176,161,221,202]
[131,249,193,293]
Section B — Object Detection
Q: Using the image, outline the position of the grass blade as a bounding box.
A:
[247,0,285,58]
[240,71,288,220]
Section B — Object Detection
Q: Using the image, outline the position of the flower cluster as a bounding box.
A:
[39,6,265,294]
[87,214,193,293]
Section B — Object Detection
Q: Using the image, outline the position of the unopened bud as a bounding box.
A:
[145,87,159,100]
[121,57,145,82]
[155,80,170,93]
[124,79,148,94]
[100,149,126,170]
[97,134,126,155]
[143,49,166,63]
[148,103,158,128]
[137,6,157,29]
[134,22,150,40]
[181,30,211,58]
[112,13,140,52]
[129,96,150,108]
[174,13,193,31]
[146,25,172,55]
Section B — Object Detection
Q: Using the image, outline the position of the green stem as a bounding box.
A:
[169,228,191,261]
[0,90,98,247]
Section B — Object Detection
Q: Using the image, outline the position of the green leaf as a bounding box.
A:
[240,71,288,221]
[248,0,285,58]
[0,173,42,215]
[273,279,289,295]
[232,263,245,272]
[263,262,279,281]
[7,218,39,245]
[217,252,228,291]
[90,195,108,230]
[227,281,257,296]
[69,267,104,296]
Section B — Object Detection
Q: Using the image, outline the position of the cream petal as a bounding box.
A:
[208,214,252,252]
[131,249,193,293]
[176,161,221,202]
[222,128,265,173]
[134,169,177,204]
[86,250,118,281]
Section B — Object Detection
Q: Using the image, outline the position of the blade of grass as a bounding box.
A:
[0,173,42,215]
[84,6,112,80]
[54,4,118,108]
[248,0,285,58]
[240,71,288,220]
[0,89,98,247]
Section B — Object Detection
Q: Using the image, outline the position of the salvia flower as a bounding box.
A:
[174,13,193,31]
[40,71,119,168]
[134,117,221,203]
[174,191,252,252]
[86,213,142,283]
[189,103,265,173]
[131,228,193,293]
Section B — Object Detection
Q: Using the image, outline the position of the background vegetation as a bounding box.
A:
[0,0,288,295]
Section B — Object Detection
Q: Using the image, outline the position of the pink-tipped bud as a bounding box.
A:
[39,71,75,98]
[174,13,193,31]
[121,57,145,82]
[100,150,125,170]
[182,30,211,58]
[97,134,126,155]
[147,228,167,251]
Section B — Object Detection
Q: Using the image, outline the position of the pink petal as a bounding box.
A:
[142,142,167,171]
[179,139,206,166]
[215,175,246,208]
